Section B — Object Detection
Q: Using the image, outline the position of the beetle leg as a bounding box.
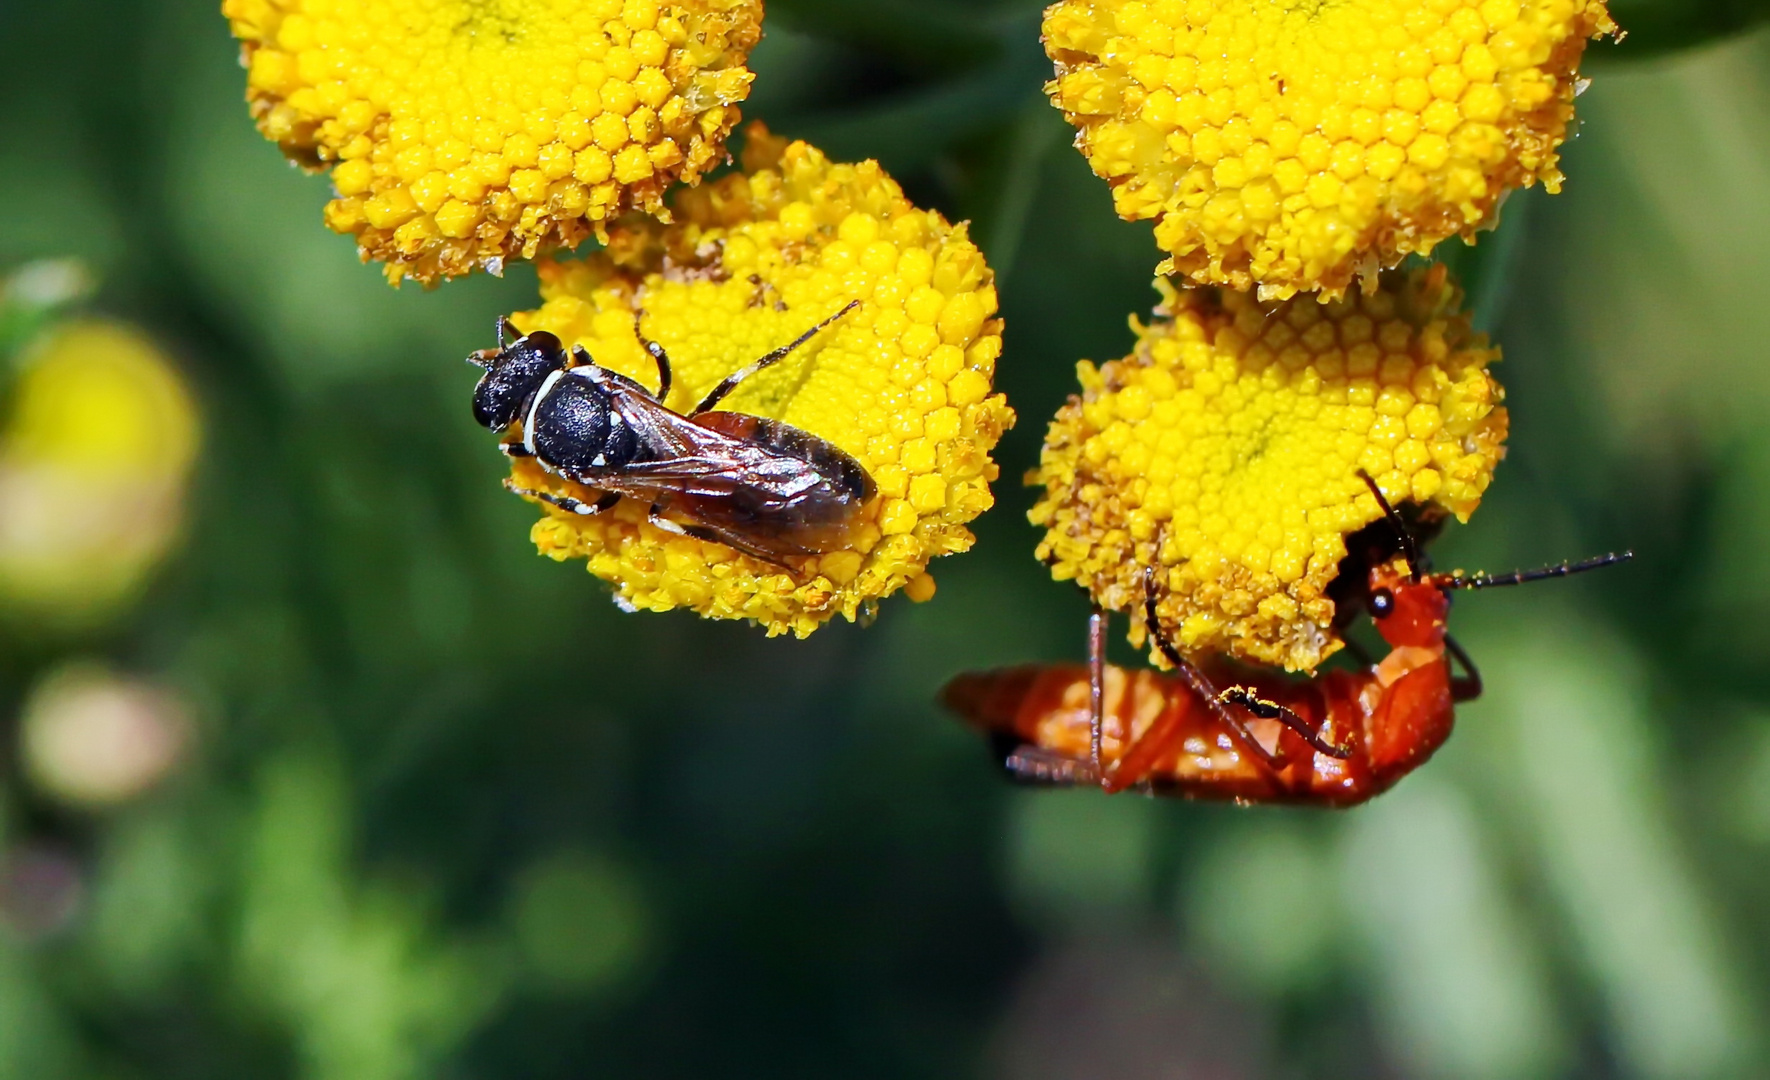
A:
[1444,633,1483,702]
[1218,687,1350,760]
[505,481,619,516]
[1141,566,1282,772]
[1087,605,1107,776]
[499,442,534,458]
[1002,742,1102,787]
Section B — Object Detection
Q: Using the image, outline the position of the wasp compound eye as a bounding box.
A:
[1369,587,1396,618]
[472,331,566,432]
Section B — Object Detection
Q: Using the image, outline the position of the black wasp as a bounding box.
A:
[468,301,877,567]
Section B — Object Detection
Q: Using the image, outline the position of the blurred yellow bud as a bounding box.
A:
[20,663,192,809]
[0,321,200,627]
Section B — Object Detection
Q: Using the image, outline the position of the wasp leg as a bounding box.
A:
[505,481,619,516]
[692,299,862,415]
[1218,687,1350,760]
[1139,567,1282,774]
[644,506,689,536]
[633,317,673,402]
[1444,634,1483,703]
[643,504,804,571]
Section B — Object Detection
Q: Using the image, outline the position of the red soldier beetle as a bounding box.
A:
[942,474,1631,805]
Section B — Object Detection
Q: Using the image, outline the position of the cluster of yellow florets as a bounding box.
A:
[505,128,1014,636]
[224,0,762,284]
[1043,0,1615,298]
[1030,265,1506,671]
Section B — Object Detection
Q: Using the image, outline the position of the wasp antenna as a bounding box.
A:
[691,299,864,415]
[1435,550,1634,591]
[1355,469,1420,581]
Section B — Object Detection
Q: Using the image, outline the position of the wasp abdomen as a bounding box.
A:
[693,413,876,506]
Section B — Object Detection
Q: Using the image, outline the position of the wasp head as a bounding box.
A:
[469,321,566,432]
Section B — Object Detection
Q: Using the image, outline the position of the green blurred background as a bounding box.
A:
[2,0,1770,1076]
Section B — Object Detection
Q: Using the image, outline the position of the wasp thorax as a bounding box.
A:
[527,372,637,473]
[472,331,566,432]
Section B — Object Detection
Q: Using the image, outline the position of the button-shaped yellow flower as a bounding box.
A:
[1043,0,1615,299]
[503,127,1014,637]
[0,322,200,627]
[1031,265,1506,671]
[224,0,762,284]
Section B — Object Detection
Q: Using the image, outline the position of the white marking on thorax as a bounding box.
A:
[1375,645,1436,689]
[524,369,568,456]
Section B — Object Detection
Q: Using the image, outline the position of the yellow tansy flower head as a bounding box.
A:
[224,0,762,284]
[1030,265,1506,671]
[501,128,1014,637]
[1043,0,1615,299]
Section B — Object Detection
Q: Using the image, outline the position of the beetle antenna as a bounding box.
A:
[1430,551,1633,591]
[1218,687,1351,760]
[1355,469,1420,581]
[496,316,518,349]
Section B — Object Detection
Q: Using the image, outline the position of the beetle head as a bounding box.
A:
[1366,557,1449,649]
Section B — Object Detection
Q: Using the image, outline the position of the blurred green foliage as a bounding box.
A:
[1,0,1768,1077]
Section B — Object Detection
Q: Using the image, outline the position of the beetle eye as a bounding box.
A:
[1370,588,1395,618]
